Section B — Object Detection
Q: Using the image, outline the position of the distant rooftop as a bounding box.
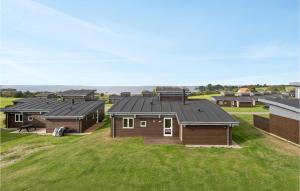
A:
[59,89,96,97]
[290,82,300,87]
[36,92,55,97]
[156,86,190,93]
[258,97,300,113]
[237,88,250,93]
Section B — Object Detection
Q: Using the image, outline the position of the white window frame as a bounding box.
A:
[15,114,23,122]
[28,116,33,121]
[123,117,134,129]
[140,121,147,128]
[163,118,173,136]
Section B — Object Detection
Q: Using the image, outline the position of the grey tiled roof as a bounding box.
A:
[36,92,55,97]
[211,96,252,102]
[3,98,104,118]
[59,89,95,97]
[107,96,238,125]
[156,86,190,93]
[211,96,235,101]
[259,97,300,110]
[45,101,104,118]
[5,99,63,112]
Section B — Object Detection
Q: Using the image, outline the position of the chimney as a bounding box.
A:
[182,89,186,105]
[71,98,75,105]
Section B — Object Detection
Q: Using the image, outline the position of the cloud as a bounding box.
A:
[1,0,173,66]
[176,41,298,62]
[0,59,59,84]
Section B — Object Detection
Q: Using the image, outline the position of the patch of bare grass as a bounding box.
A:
[1,144,53,168]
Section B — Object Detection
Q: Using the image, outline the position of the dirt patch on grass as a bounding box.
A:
[262,135,299,156]
[1,144,54,168]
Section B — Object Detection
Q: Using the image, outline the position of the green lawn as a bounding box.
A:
[189,94,220,100]
[105,103,113,112]
[0,97,18,128]
[0,97,17,108]
[1,115,298,191]
[222,105,268,112]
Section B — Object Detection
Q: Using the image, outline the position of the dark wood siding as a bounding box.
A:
[216,100,232,107]
[111,116,179,137]
[269,114,299,144]
[6,112,46,129]
[46,119,80,133]
[182,125,230,145]
[238,102,253,107]
[159,95,183,101]
[253,115,270,132]
[6,106,104,133]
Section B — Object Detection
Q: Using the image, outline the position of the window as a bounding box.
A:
[28,116,33,121]
[15,114,23,122]
[164,118,173,136]
[219,101,223,105]
[140,121,146,127]
[123,118,134,128]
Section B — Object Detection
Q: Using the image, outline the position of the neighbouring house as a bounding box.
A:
[120,92,131,97]
[234,97,254,107]
[156,86,190,101]
[253,97,300,145]
[211,96,254,107]
[3,91,105,133]
[290,82,300,98]
[211,96,235,107]
[59,89,96,103]
[141,90,153,97]
[35,92,56,99]
[236,88,251,97]
[107,96,239,145]
[237,87,251,93]
[0,88,17,97]
[109,94,123,104]
[220,91,235,96]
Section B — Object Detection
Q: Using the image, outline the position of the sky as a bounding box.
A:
[0,0,299,86]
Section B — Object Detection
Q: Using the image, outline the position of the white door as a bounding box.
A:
[164,118,173,136]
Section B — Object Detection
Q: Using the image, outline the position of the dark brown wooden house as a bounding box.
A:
[107,96,239,145]
[253,98,300,145]
[59,89,96,103]
[156,86,190,101]
[3,90,104,133]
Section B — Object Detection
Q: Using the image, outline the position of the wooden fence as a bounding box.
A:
[253,115,270,132]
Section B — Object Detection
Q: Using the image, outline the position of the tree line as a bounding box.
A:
[194,84,290,95]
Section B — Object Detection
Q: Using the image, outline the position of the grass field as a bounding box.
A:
[0,97,17,128]
[1,114,298,191]
[222,105,268,112]
[189,94,220,100]
[0,97,17,108]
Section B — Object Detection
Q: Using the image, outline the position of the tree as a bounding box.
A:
[195,86,205,92]
[247,85,257,92]
[206,84,213,91]
[14,91,24,98]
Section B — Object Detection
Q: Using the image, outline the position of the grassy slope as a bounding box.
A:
[222,106,268,112]
[189,95,268,112]
[189,94,220,100]
[1,115,298,191]
[0,97,17,108]
[0,97,17,128]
